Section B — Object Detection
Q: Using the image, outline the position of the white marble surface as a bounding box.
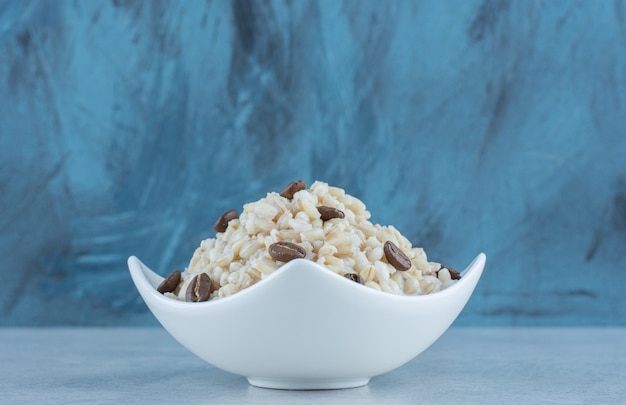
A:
[1,328,624,404]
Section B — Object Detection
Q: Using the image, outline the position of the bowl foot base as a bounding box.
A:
[247,377,370,390]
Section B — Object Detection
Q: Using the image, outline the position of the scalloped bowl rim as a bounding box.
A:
[129,252,486,308]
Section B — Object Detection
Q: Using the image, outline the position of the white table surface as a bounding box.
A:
[1,327,624,404]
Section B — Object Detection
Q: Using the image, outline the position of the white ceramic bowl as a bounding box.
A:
[128,253,485,390]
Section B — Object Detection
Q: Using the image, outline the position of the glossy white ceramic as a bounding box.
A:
[128,253,485,390]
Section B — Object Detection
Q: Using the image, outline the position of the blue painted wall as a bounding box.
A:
[1,0,625,326]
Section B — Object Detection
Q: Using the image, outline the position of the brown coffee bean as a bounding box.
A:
[185,273,212,302]
[157,270,181,294]
[317,206,345,221]
[440,265,461,280]
[268,241,306,262]
[280,180,306,200]
[214,209,239,233]
[344,273,364,284]
[383,241,412,271]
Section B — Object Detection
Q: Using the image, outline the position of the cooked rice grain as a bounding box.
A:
[174,181,455,300]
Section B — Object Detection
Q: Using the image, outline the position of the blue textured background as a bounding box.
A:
[1,0,625,326]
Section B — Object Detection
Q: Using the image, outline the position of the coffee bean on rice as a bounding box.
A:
[186,273,212,302]
[157,270,181,294]
[214,210,239,233]
[317,206,345,221]
[344,273,364,284]
[268,241,306,262]
[440,265,461,280]
[383,241,412,271]
[280,180,306,200]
